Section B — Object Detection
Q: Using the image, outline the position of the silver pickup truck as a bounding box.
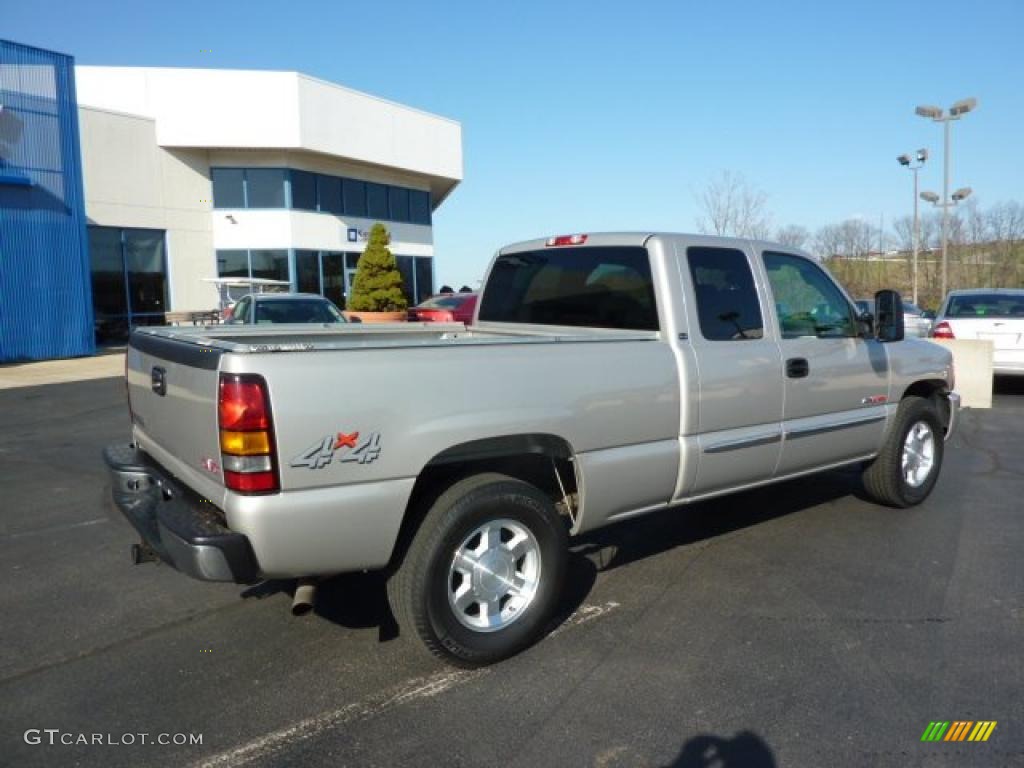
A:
[106,232,959,666]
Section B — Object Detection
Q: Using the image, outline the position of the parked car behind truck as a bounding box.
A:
[106,233,958,667]
[931,288,1024,375]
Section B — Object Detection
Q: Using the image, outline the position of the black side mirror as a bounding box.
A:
[348,315,362,324]
[857,310,874,338]
[875,290,905,342]
[922,309,936,320]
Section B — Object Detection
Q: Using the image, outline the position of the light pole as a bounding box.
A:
[915,98,978,300]
[920,187,973,301]
[897,149,928,305]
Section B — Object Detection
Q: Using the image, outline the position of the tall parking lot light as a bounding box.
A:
[915,98,978,299]
[898,149,928,305]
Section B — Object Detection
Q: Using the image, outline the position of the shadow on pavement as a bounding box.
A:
[575,467,859,573]
[667,730,777,767]
[993,374,1024,396]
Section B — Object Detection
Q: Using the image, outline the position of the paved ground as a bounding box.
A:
[0,348,124,390]
[0,376,1021,768]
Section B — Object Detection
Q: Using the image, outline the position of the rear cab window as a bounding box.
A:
[685,247,764,341]
[478,246,659,330]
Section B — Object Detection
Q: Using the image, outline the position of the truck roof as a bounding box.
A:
[499,231,812,257]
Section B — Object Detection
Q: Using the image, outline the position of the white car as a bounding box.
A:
[932,288,1024,375]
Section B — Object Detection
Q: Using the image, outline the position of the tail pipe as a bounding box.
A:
[291,578,317,616]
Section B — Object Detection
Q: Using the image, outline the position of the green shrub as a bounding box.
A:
[347,223,408,312]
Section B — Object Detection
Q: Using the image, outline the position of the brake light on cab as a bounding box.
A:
[931,321,955,339]
[546,234,588,247]
[218,374,279,493]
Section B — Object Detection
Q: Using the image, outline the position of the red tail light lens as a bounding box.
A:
[932,321,955,339]
[546,234,588,246]
[218,374,278,494]
[219,378,270,430]
[223,470,277,493]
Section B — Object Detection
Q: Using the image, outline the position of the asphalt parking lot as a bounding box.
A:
[1,375,1022,768]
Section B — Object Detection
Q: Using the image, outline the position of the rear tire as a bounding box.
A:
[862,396,944,508]
[387,473,568,667]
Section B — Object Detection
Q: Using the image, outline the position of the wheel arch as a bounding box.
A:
[900,378,952,433]
[387,434,578,571]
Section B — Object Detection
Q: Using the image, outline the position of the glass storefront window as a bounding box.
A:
[322,252,346,308]
[216,250,249,278]
[295,250,320,294]
[343,179,367,217]
[88,226,168,341]
[249,249,289,281]
[395,255,415,305]
[245,169,286,208]
[317,175,343,214]
[290,170,317,211]
[212,169,245,208]
[366,182,388,220]
[409,190,431,225]
[388,186,410,223]
[123,229,168,316]
[415,256,433,304]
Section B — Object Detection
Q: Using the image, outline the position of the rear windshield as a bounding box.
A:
[478,246,658,330]
[946,294,1024,319]
[255,299,344,324]
[416,295,469,310]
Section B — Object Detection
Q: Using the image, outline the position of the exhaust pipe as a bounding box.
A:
[291,578,317,616]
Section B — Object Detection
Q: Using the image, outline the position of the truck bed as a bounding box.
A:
[131,322,660,354]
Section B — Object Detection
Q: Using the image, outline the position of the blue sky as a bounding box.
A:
[6,0,1022,287]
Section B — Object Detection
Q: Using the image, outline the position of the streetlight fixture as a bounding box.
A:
[897,147,928,304]
[915,97,978,299]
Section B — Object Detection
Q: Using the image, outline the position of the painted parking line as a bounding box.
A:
[192,601,622,768]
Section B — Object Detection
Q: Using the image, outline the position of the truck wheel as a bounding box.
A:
[387,473,568,667]
[861,396,944,508]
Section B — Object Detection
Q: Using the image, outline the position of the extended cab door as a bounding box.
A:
[758,250,889,475]
[679,244,784,495]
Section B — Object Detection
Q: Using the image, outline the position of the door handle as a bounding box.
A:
[786,358,809,379]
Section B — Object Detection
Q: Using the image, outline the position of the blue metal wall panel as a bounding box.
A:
[0,39,94,361]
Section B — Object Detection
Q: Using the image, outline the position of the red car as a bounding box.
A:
[407,293,478,324]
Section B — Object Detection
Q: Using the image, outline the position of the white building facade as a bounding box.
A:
[74,66,462,338]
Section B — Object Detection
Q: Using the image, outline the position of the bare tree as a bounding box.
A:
[812,223,844,260]
[695,171,772,240]
[775,225,810,249]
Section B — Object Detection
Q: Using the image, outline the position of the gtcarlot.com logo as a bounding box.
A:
[24,729,203,747]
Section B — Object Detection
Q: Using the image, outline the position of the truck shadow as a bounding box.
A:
[244,466,865,642]
[573,466,862,573]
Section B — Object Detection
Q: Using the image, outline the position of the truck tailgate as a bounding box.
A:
[126,333,225,503]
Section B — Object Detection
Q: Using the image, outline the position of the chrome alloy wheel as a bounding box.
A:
[902,421,936,488]
[447,519,542,632]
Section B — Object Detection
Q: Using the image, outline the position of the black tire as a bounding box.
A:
[387,473,568,667]
[862,396,945,508]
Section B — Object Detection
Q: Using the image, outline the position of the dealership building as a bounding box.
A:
[0,39,463,359]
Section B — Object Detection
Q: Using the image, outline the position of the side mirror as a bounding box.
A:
[347,315,362,324]
[857,310,874,338]
[922,309,936,320]
[875,290,905,342]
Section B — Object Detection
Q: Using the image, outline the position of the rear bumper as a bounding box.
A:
[103,444,260,583]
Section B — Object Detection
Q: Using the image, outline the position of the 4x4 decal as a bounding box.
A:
[290,431,382,469]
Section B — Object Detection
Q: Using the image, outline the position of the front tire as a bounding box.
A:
[387,473,568,667]
[862,396,944,508]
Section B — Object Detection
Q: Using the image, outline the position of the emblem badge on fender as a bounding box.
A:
[291,431,382,469]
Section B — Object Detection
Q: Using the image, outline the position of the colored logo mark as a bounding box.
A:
[921,721,997,742]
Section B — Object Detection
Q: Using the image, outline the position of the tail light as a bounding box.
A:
[218,374,279,493]
[931,321,955,339]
